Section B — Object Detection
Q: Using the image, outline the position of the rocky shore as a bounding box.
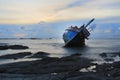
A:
[0,52,32,59]
[0,51,49,59]
[0,51,120,80]
[0,45,29,50]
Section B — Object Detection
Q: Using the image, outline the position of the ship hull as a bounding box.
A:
[63,18,94,47]
[63,30,85,47]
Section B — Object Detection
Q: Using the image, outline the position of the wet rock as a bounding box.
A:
[41,57,60,63]
[116,77,120,80]
[70,53,81,57]
[104,58,114,62]
[66,74,105,80]
[0,73,65,80]
[112,61,120,68]
[65,72,116,80]
[9,45,29,49]
[0,52,120,80]
[0,52,32,59]
[95,61,120,78]
[0,45,9,50]
[28,51,49,58]
[0,45,29,50]
[96,63,112,72]
[59,53,83,62]
[0,54,92,74]
[110,52,120,57]
[99,53,107,57]
[108,68,120,77]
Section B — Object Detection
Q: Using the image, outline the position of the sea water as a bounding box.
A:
[0,39,120,64]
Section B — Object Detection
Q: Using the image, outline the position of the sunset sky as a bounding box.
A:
[0,0,120,38]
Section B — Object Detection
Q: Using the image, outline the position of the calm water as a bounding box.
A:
[0,39,120,64]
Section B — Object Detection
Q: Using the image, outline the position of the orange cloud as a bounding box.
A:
[104,29,111,33]
[14,33,26,37]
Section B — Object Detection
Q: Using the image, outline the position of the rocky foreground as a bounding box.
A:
[0,51,120,80]
[0,45,29,50]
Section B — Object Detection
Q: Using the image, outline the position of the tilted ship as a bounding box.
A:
[63,18,95,47]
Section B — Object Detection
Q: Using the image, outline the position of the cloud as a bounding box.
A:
[87,0,120,8]
[57,0,91,11]
[0,0,74,24]
[118,27,120,30]
[14,33,26,37]
[57,0,120,11]
[0,20,120,38]
[104,29,111,33]
[0,0,120,24]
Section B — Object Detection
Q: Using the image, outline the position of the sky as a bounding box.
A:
[0,0,120,38]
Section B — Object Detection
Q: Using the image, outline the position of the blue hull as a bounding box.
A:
[63,30,85,47]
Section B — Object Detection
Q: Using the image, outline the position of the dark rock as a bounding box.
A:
[104,58,114,62]
[70,53,81,57]
[9,45,29,49]
[110,52,120,57]
[108,68,120,77]
[0,46,9,50]
[0,52,120,79]
[59,53,83,62]
[0,45,29,50]
[95,63,112,73]
[0,69,7,73]
[1,52,119,80]
[116,77,120,80]
[28,51,49,58]
[0,52,32,59]
[99,53,107,57]
[112,61,120,68]
[95,61,120,78]
[0,54,92,74]
[41,57,60,63]
[66,74,104,80]
[65,72,117,80]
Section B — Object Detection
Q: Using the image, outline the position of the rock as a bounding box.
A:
[108,68,120,77]
[0,52,120,79]
[0,52,32,59]
[70,53,81,57]
[111,52,120,57]
[0,45,9,50]
[66,74,104,80]
[0,73,65,80]
[28,51,49,58]
[41,57,60,63]
[9,45,29,49]
[112,61,120,68]
[104,58,114,62]
[0,54,92,74]
[59,53,83,62]
[99,53,107,57]
[116,77,120,80]
[95,61,120,78]
[0,45,29,50]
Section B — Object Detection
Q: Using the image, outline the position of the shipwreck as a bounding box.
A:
[63,18,95,47]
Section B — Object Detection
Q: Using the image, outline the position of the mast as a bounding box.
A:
[84,18,95,28]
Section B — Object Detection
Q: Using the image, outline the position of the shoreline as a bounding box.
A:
[0,51,119,80]
[0,43,120,80]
